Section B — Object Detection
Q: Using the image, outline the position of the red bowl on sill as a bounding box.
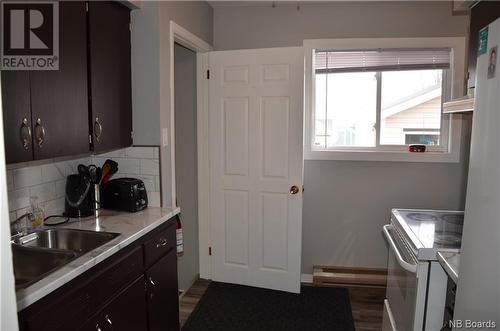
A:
[408,144,426,153]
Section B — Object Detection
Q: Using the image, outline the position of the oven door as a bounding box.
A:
[383,224,427,331]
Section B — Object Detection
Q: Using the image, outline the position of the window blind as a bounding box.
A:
[315,48,451,73]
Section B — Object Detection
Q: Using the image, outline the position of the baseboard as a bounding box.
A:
[301,273,314,284]
[313,265,387,288]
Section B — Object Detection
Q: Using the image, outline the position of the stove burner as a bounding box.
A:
[434,232,462,246]
[406,213,438,222]
[442,214,464,225]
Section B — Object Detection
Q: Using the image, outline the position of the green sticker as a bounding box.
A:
[479,26,489,56]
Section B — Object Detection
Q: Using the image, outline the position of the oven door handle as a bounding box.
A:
[383,224,418,274]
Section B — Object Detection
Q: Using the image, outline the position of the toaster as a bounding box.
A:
[101,178,148,212]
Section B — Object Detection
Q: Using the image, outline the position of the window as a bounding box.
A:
[313,49,450,150]
[305,38,466,162]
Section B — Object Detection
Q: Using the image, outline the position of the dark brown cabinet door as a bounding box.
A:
[146,250,180,331]
[88,1,132,152]
[78,276,148,331]
[1,72,33,163]
[30,1,89,160]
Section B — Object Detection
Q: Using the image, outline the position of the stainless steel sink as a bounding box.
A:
[11,228,120,289]
[12,245,77,289]
[12,228,120,254]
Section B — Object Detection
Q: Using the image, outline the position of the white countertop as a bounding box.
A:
[437,251,460,284]
[15,206,180,311]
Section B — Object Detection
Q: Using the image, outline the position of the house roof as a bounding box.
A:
[381,85,441,119]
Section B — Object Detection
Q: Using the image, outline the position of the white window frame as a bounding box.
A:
[304,37,466,163]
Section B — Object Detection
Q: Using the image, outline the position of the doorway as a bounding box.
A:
[174,43,199,291]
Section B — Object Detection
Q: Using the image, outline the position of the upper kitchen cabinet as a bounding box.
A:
[88,1,133,152]
[1,1,88,163]
[30,1,89,160]
[1,72,32,164]
[467,1,500,89]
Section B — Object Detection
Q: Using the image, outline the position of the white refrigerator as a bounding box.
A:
[453,18,500,328]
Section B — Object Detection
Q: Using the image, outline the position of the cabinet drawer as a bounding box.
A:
[144,220,176,267]
[87,246,144,311]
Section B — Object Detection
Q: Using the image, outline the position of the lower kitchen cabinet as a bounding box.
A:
[78,276,148,331]
[18,216,180,331]
[147,250,180,331]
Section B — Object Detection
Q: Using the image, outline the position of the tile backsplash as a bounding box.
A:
[7,147,161,223]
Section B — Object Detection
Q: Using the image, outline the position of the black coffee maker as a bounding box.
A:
[64,170,94,218]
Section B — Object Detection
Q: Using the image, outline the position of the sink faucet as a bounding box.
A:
[10,212,32,237]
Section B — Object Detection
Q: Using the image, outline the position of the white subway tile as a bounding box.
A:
[116,159,140,174]
[55,179,66,198]
[154,176,160,192]
[41,198,65,216]
[125,147,154,159]
[30,183,57,203]
[148,192,161,207]
[13,167,42,189]
[94,149,126,159]
[140,159,159,176]
[8,188,30,211]
[41,164,64,182]
[16,207,31,218]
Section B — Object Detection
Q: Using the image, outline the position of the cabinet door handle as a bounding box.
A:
[95,323,102,331]
[105,314,114,330]
[156,237,167,248]
[94,117,102,142]
[19,118,31,150]
[148,276,156,300]
[34,118,46,148]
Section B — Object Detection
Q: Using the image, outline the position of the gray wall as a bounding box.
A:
[214,1,468,50]
[174,44,199,291]
[131,1,213,146]
[213,1,471,272]
[131,1,213,207]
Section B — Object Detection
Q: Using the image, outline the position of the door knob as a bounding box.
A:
[289,185,300,195]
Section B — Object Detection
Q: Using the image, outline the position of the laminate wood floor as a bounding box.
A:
[179,279,385,330]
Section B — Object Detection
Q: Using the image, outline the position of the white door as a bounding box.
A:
[208,47,304,293]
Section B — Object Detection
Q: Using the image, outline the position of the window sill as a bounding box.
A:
[305,149,460,163]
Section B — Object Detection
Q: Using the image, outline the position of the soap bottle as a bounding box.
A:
[30,196,44,228]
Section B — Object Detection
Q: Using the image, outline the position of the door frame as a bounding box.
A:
[167,21,212,278]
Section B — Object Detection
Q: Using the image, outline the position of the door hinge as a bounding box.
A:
[131,131,134,139]
[206,69,210,79]
[129,23,132,31]
[85,2,88,12]
[89,134,92,144]
[209,246,212,256]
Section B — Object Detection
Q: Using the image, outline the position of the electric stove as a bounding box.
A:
[391,209,464,261]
